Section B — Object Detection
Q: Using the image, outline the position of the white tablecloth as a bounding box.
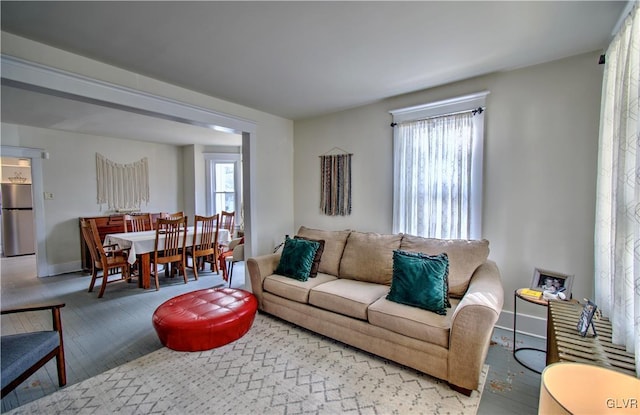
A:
[105,227,230,265]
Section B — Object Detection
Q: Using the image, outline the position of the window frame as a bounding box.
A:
[204,153,242,221]
[390,91,489,239]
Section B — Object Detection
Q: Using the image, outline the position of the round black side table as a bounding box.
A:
[513,288,548,374]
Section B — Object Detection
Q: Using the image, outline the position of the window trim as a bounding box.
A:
[390,91,490,124]
[390,91,489,239]
[204,153,242,220]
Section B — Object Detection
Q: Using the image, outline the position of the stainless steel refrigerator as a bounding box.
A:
[1,183,35,256]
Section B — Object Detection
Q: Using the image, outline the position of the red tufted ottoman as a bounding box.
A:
[152,287,258,352]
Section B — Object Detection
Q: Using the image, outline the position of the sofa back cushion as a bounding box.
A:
[296,226,351,276]
[339,231,402,285]
[399,235,489,297]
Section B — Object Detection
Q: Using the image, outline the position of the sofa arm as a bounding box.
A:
[448,260,504,392]
[246,253,281,309]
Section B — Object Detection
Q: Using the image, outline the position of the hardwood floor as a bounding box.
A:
[1,255,541,414]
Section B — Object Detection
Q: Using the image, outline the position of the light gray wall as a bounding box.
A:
[182,144,208,219]
[1,123,183,273]
[294,51,602,319]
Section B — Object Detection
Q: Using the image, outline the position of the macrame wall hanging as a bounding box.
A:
[320,148,352,216]
[96,153,149,211]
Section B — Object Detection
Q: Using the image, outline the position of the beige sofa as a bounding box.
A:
[247,226,504,395]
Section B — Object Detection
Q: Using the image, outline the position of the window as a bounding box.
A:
[390,91,488,239]
[214,162,236,212]
[205,153,242,219]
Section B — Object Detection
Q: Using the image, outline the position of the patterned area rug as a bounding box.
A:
[8,313,487,414]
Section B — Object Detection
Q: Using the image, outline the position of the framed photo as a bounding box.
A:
[577,299,598,337]
[530,268,573,299]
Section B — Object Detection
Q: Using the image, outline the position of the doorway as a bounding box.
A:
[1,156,35,257]
[1,56,257,279]
[0,146,47,276]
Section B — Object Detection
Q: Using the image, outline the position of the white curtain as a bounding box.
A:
[393,112,474,239]
[594,5,640,377]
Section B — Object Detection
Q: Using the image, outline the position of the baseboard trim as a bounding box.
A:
[496,309,546,339]
[46,260,83,277]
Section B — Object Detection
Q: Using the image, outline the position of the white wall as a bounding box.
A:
[294,51,602,324]
[182,144,198,219]
[192,145,207,217]
[2,33,295,267]
[1,124,183,273]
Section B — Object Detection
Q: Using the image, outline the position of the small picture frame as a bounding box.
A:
[577,300,598,337]
[530,268,573,300]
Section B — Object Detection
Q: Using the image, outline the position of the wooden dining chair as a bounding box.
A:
[217,210,235,258]
[80,219,132,298]
[219,211,235,236]
[186,214,220,279]
[151,216,188,290]
[123,213,153,232]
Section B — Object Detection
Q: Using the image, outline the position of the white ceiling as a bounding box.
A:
[0,1,628,144]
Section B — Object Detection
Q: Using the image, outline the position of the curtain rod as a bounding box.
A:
[390,106,484,127]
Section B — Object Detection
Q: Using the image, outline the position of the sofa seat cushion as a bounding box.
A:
[368,296,460,349]
[339,231,402,285]
[400,235,489,297]
[263,273,337,304]
[308,279,389,321]
[297,226,351,276]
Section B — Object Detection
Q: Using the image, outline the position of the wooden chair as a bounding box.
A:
[1,302,66,398]
[151,216,188,290]
[217,210,235,257]
[186,214,220,279]
[80,219,132,298]
[123,213,153,232]
[219,211,235,236]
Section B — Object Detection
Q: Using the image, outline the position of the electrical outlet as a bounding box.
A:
[44,192,54,200]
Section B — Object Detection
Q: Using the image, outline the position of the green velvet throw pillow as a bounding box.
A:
[294,236,325,278]
[386,250,449,315]
[275,237,320,281]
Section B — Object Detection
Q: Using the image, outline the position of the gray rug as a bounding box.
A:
[8,313,487,414]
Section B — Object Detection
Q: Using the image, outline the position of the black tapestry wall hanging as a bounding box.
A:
[320,150,352,216]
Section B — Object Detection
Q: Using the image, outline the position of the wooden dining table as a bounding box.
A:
[104,227,231,289]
